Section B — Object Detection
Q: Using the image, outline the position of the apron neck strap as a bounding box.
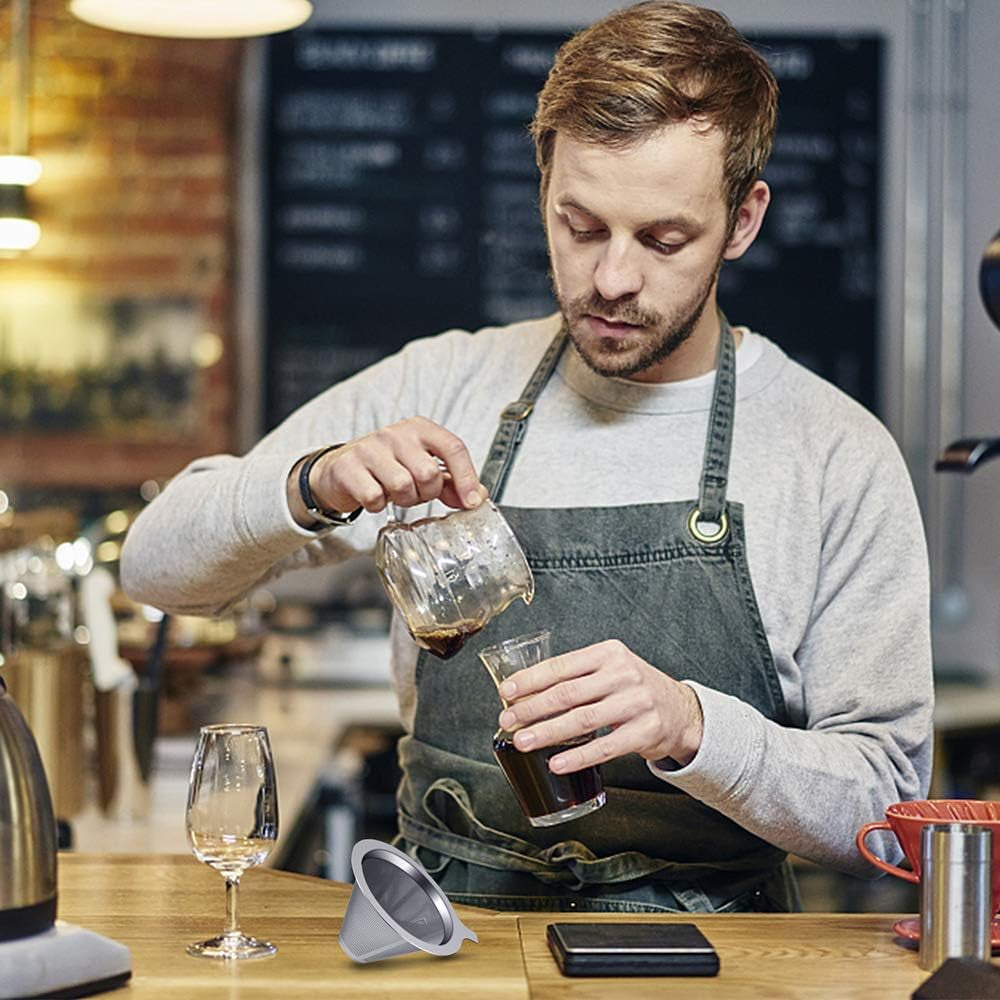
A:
[479,327,568,501]
[479,312,738,512]
[696,312,737,523]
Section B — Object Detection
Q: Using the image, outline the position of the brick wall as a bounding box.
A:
[0,0,243,488]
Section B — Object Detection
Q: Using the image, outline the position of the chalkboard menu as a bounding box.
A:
[724,35,883,413]
[263,27,882,428]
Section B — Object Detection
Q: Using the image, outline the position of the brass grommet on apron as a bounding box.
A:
[687,507,729,545]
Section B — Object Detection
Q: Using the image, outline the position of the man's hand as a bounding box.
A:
[496,639,704,773]
[287,417,488,525]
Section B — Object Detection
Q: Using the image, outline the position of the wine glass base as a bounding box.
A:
[187,933,277,960]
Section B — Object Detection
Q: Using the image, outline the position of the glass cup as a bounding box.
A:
[185,724,279,959]
[375,500,534,660]
[479,630,605,827]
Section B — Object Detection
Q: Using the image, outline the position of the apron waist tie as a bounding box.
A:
[396,777,782,892]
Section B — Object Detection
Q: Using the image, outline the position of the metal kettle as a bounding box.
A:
[0,674,58,941]
[0,508,59,943]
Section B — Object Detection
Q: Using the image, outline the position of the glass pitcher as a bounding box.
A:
[374,500,534,659]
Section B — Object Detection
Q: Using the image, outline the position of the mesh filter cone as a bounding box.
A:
[338,840,478,963]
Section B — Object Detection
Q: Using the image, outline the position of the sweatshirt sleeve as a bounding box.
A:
[648,420,934,878]
[120,329,469,617]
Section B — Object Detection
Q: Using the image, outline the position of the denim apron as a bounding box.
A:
[395,316,799,913]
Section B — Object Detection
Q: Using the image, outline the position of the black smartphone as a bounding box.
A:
[546,922,720,977]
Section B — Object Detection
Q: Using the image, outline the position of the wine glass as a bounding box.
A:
[185,724,279,959]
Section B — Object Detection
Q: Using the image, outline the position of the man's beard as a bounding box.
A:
[555,262,721,379]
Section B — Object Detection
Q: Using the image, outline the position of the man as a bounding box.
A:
[122,1,932,913]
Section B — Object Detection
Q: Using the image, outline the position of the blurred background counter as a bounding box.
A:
[69,655,400,874]
[0,511,402,881]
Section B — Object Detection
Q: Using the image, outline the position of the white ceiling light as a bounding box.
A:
[0,217,41,252]
[68,0,313,39]
[0,179,41,249]
[0,155,42,186]
[1,0,41,254]
[0,158,42,253]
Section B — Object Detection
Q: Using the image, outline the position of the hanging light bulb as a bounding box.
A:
[0,176,42,250]
[0,214,42,253]
[0,157,43,248]
[0,154,41,186]
[68,0,313,39]
[1,2,41,253]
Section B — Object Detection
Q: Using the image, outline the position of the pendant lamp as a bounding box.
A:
[0,157,41,253]
[0,0,41,254]
[68,0,313,39]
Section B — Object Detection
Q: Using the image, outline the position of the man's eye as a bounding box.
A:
[568,224,602,242]
[646,236,686,255]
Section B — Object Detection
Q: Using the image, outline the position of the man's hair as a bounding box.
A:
[530,1,778,226]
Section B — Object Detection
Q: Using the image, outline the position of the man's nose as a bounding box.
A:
[592,238,643,301]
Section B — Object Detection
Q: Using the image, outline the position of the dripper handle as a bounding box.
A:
[856,821,918,883]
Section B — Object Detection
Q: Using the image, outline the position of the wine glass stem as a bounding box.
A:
[224,876,241,937]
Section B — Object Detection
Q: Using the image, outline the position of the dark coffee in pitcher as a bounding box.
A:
[410,619,485,659]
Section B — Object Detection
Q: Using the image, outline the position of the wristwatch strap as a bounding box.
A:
[298,445,363,528]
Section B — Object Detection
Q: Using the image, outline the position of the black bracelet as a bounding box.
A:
[297,445,363,528]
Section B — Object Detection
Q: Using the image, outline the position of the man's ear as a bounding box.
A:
[722,180,770,261]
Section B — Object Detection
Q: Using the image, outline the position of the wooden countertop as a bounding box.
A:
[56,854,946,999]
[517,913,931,999]
[58,854,526,999]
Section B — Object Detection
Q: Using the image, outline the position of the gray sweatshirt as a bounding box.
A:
[121,313,933,878]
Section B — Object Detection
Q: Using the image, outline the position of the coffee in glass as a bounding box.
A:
[479,630,605,827]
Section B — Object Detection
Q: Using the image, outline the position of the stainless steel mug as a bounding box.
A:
[919,822,993,971]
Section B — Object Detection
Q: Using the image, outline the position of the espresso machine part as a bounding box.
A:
[980,228,1000,329]
[936,229,1000,472]
[935,438,1000,473]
